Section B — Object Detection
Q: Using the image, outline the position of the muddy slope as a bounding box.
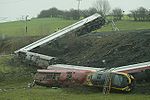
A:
[32,29,150,68]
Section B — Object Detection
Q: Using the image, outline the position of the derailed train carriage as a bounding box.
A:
[34,64,135,92]
[34,69,93,87]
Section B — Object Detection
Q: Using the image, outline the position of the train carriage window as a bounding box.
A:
[67,72,72,80]
[46,73,61,80]
[94,73,106,85]
[54,73,61,80]
[97,74,106,81]
[112,74,122,86]
[46,73,53,80]
[52,73,55,80]
[97,74,102,79]
[112,74,128,87]
[88,75,92,80]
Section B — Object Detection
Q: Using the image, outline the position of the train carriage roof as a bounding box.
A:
[111,61,150,73]
[47,64,105,72]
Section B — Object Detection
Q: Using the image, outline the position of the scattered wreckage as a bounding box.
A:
[15,13,150,93]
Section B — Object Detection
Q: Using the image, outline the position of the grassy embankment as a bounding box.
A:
[0,17,150,37]
[0,18,76,36]
[0,55,35,88]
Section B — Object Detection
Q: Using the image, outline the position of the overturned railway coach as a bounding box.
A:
[34,69,94,87]
[34,65,135,92]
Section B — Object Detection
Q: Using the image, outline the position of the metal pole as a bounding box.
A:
[77,0,81,12]
[77,0,82,19]
[25,15,29,33]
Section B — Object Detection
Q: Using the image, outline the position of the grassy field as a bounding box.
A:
[99,20,150,32]
[0,18,76,36]
[0,17,150,37]
[0,87,150,100]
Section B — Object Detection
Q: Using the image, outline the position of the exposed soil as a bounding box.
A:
[32,29,150,68]
[0,29,150,68]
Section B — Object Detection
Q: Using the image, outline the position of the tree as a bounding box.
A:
[63,9,80,20]
[130,10,138,21]
[38,7,63,18]
[148,10,150,21]
[93,0,111,17]
[38,10,50,18]
[130,7,149,21]
[81,8,98,18]
[137,7,148,21]
[88,8,98,15]
[63,11,71,19]
[112,8,123,20]
[69,9,80,20]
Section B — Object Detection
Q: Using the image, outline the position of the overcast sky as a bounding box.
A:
[0,0,150,22]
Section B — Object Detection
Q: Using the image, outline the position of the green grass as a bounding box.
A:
[0,55,19,73]
[0,18,76,36]
[0,18,150,37]
[0,55,33,73]
[0,55,34,88]
[0,87,150,100]
[98,20,150,32]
